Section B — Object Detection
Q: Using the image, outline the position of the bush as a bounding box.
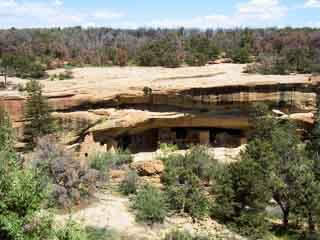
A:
[89,149,133,176]
[310,64,320,74]
[132,184,168,224]
[163,230,212,240]
[161,146,215,220]
[85,226,120,240]
[162,51,182,68]
[58,70,74,80]
[232,47,251,64]
[56,220,88,240]
[162,146,217,185]
[165,175,209,220]
[32,136,99,208]
[120,170,139,195]
[185,52,208,66]
[0,150,50,240]
[4,54,46,79]
[228,211,270,240]
[143,86,152,96]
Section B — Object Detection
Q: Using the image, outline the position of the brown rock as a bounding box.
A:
[131,160,164,176]
[110,169,126,179]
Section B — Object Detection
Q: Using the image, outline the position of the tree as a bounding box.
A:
[23,79,55,149]
[247,107,304,228]
[267,122,303,228]
[136,34,183,68]
[213,141,272,220]
[291,156,320,233]
[162,146,214,220]
[0,54,15,88]
[0,106,14,152]
[0,111,50,240]
[214,105,320,231]
[232,47,251,64]
[115,48,129,67]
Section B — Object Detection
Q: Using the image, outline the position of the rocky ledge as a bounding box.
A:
[0,64,318,153]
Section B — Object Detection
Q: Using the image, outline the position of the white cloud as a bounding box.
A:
[305,0,320,7]
[150,15,237,29]
[53,0,63,6]
[0,0,15,7]
[148,0,288,29]
[237,0,288,20]
[0,0,125,28]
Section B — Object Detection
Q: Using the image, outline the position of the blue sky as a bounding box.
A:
[0,0,320,29]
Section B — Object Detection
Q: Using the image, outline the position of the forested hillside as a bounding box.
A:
[0,27,320,77]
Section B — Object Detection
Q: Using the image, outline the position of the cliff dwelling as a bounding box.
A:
[80,126,246,155]
[115,127,246,153]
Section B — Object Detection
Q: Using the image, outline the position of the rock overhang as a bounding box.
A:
[0,64,318,149]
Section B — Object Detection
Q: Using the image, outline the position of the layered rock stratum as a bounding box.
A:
[0,64,318,151]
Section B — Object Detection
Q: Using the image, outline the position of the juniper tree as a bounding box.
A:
[23,79,55,149]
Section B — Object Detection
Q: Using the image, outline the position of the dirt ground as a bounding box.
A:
[56,189,245,240]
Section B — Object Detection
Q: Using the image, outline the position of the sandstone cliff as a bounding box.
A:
[0,64,318,152]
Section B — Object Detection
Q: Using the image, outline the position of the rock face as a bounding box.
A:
[0,64,318,152]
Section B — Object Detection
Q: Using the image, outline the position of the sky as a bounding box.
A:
[0,0,320,29]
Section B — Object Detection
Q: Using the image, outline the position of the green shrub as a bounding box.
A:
[0,150,49,240]
[310,64,320,74]
[143,86,152,96]
[120,170,139,195]
[162,145,218,184]
[185,52,208,66]
[89,149,133,176]
[58,70,74,80]
[228,211,270,240]
[132,184,168,224]
[56,220,88,240]
[161,146,215,220]
[163,230,212,240]
[161,51,182,68]
[232,47,251,64]
[165,175,209,220]
[85,226,120,240]
[89,152,112,175]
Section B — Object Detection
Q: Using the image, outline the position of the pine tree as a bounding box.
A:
[0,106,14,152]
[23,79,55,149]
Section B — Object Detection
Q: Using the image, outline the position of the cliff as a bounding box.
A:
[0,64,318,152]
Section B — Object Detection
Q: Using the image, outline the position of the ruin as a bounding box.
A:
[115,127,246,153]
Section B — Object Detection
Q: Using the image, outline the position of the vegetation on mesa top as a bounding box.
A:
[0,27,320,86]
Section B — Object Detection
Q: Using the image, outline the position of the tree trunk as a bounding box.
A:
[308,211,316,233]
[283,209,289,228]
[4,66,7,87]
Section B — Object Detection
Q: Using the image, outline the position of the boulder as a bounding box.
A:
[131,160,164,176]
[110,169,127,180]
